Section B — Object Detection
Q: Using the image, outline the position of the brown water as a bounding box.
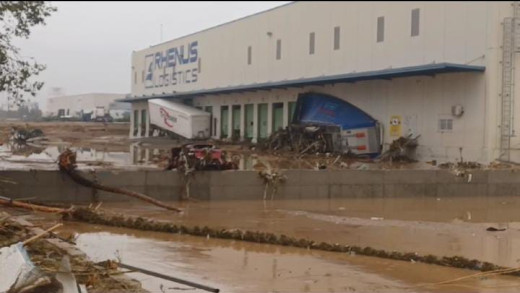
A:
[0,140,359,171]
[0,143,165,170]
[99,196,520,268]
[57,222,520,293]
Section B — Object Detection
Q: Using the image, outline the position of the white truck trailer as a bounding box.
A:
[148,99,211,139]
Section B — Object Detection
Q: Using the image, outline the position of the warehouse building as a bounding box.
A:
[46,93,130,120]
[124,1,520,163]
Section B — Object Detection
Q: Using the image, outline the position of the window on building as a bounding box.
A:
[438,119,453,131]
[411,8,420,37]
[247,46,252,65]
[309,32,315,55]
[276,39,282,60]
[377,16,385,42]
[198,57,201,73]
[334,26,340,50]
[134,71,137,84]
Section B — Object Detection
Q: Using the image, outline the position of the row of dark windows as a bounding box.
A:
[247,8,420,64]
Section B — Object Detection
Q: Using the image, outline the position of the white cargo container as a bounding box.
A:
[148,99,210,139]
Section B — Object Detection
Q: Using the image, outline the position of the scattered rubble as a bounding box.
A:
[258,169,287,200]
[165,144,238,200]
[262,124,342,154]
[166,144,238,171]
[0,213,143,292]
[9,125,44,143]
[377,134,420,163]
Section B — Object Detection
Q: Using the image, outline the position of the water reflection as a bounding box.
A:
[0,141,289,170]
[0,142,172,169]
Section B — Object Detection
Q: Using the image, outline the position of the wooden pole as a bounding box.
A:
[118,262,219,293]
[0,196,69,214]
[22,223,63,246]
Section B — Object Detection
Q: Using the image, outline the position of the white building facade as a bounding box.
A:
[126,1,520,163]
[46,93,128,119]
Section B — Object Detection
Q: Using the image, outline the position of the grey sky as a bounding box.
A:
[12,1,289,111]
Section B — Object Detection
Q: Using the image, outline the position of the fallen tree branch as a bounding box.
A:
[58,149,182,212]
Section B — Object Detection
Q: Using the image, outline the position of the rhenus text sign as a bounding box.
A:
[144,41,198,89]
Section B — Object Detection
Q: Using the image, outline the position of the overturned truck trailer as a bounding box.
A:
[292,93,382,157]
[148,99,211,139]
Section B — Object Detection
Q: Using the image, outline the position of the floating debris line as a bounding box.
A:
[64,208,512,275]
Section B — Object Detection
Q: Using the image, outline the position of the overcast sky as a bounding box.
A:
[11,1,289,110]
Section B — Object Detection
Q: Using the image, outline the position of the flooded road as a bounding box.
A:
[0,143,166,170]
[0,138,370,171]
[57,222,520,293]
[100,197,520,269]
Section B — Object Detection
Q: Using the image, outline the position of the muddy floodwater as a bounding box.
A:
[0,139,382,171]
[57,222,520,293]
[99,196,520,270]
[0,144,164,170]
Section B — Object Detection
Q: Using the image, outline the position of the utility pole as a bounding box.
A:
[160,24,163,42]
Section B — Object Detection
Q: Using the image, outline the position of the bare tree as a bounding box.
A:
[0,1,57,106]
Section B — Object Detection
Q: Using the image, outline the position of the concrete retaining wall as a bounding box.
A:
[1,169,520,202]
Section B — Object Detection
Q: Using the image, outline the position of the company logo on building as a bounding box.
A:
[145,41,199,89]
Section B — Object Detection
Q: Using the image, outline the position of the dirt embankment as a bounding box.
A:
[0,121,131,151]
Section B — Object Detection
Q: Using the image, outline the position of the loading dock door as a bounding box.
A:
[133,110,138,136]
[204,106,213,136]
[288,102,296,124]
[232,105,241,138]
[141,109,147,137]
[221,106,229,138]
[245,104,254,139]
[272,103,284,132]
[258,103,268,139]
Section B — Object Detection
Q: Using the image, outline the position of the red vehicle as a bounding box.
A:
[166,144,237,171]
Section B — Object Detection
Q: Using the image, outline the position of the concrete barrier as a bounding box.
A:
[1,169,519,202]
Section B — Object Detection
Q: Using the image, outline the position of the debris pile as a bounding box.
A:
[262,124,342,154]
[0,215,143,292]
[258,169,287,200]
[9,125,44,143]
[164,144,238,200]
[166,144,238,171]
[377,134,420,162]
[438,147,482,180]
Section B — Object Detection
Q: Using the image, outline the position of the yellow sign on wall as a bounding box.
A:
[389,115,402,137]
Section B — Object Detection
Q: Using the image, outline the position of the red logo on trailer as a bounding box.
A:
[159,107,174,128]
